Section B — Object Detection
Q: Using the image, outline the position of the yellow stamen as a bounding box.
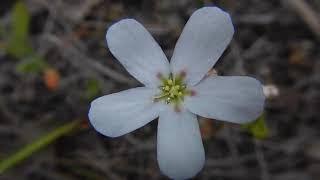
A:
[154,74,189,105]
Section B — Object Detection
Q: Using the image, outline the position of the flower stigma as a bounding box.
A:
[154,73,192,106]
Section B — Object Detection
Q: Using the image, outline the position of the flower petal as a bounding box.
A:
[88,87,163,137]
[106,19,170,87]
[157,107,205,179]
[170,7,234,85]
[185,76,265,123]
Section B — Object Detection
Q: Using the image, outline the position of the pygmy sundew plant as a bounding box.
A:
[89,7,265,179]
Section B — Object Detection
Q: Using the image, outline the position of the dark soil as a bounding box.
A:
[1,0,320,179]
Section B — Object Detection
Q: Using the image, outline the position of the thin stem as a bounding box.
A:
[0,120,81,174]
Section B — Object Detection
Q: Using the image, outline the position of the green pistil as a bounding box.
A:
[154,74,190,105]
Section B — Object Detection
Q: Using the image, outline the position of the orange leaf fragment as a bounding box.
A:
[43,68,60,91]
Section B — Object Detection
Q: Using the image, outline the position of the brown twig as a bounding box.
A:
[283,0,320,40]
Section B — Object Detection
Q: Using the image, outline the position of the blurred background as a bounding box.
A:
[0,0,320,179]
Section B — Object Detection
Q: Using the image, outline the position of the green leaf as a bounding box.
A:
[16,55,48,74]
[242,113,269,139]
[85,79,101,100]
[6,1,33,58]
[11,1,30,38]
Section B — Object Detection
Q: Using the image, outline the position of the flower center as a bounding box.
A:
[154,74,191,105]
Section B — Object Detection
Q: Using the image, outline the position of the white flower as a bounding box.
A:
[88,7,265,179]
